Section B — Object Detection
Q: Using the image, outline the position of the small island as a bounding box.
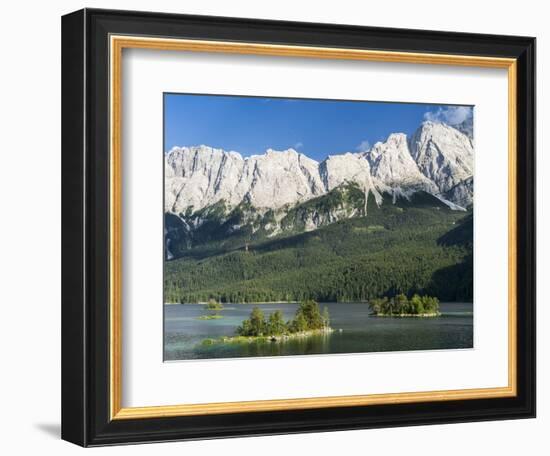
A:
[197,298,224,320]
[202,300,332,345]
[369,294,440,317]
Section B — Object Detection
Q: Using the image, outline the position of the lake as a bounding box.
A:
[164,302,473,361]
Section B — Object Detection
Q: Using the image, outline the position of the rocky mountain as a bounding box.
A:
[408,121,474,193]
[455,117,474,140]
[165,147,326,214]
[164,120,474,259]
[443,176,474,208]
[363,132,438,195]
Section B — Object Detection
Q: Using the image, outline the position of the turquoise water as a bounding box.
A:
[164,302,473,361]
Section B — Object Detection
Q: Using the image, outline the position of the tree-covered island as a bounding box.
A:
[202,300,332,345]
[197,298,225,320]
[369,293,440,317]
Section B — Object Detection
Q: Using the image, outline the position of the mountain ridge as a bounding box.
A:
[164,120,474,259]
[166,120,473,215]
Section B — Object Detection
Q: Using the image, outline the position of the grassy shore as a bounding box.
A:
[371,312,441,318]
[196,315,224,320]
[201,327,334,346]
[166,301,299,305]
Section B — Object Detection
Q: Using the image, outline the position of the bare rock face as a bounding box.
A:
[319,153,373,191]
[165,146,244,213]
[408,121,474,193]
[455,116,474,141]
[244,148,326,209]
[163,122,475,258]
[365,133,438,194]
[165,146,327,214]
[165,147,381,215]
[443,176,474,208]
[165,121,474,220]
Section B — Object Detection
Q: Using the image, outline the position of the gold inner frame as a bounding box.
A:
[109,35,518,420]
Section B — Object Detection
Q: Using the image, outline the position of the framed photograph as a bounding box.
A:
[61,8,536,446]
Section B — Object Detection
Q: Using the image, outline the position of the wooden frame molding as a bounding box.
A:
[109,35,518,421]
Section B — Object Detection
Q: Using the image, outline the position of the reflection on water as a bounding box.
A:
[164,302,473,361]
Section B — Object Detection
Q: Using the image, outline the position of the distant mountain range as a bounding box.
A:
[164,120,474,260]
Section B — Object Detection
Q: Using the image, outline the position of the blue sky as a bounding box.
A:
[164,93,472,161]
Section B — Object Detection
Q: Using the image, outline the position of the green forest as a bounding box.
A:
[236,300,331,337]
[164,187,473,304]
[369,294,440,316]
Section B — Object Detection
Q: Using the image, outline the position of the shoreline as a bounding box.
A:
[168,300,300,305]
[202,327,334,346]
[371,312,441,318]
[166,301,471,306]
[166,301,373,306]
[196,315,223,320]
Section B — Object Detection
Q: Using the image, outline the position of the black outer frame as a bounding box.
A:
[61,8,536,447]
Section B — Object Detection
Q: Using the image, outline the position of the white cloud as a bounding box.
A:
[424,106,472,126]
[294,141,304,150]
[356,140,371,152]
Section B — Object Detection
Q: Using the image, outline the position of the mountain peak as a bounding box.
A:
[166,144,327,213]
[165,116,474,216]
[418,120,471,138]
[385,132,407,144]
[409,120,474,193]
[167,144,244,161]
[265,147,298,155]
[365,131,437,194]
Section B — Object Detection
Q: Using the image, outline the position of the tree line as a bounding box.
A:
[165,205,473,304]
[369,294,440,316]
[236,300,331,337]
